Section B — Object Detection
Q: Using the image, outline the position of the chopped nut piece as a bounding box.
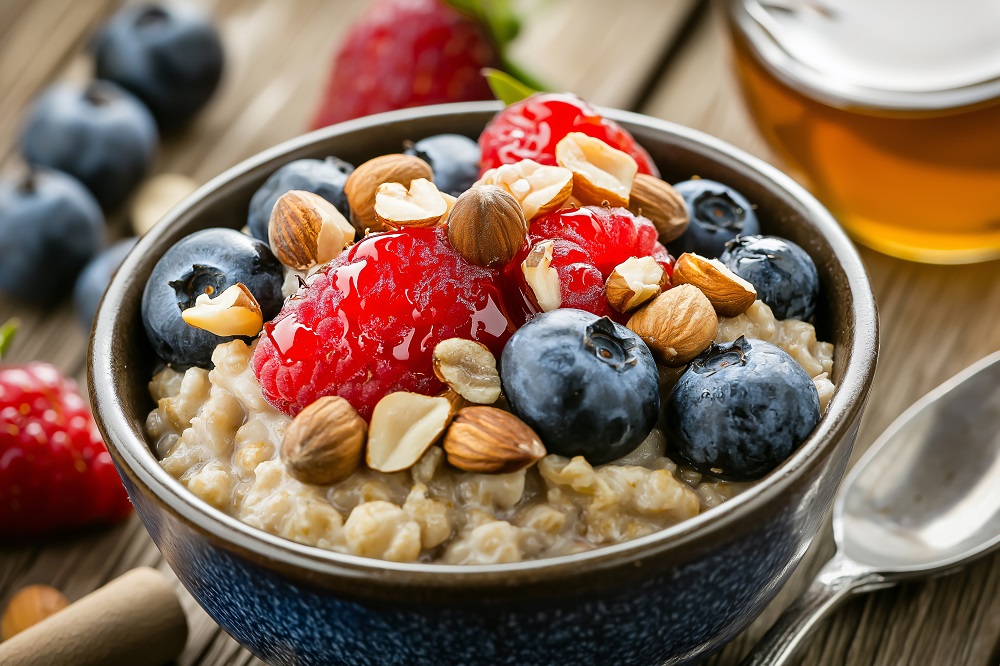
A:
[366,392,452,473]
[269,190,355,270]
[344,154,434,233]
[605,256,669,313]
[281,396,366,485]
[672,252,757,317]
[181,283,263,337]
[444,406,546,474]
[555,132,637,208]
[374,178,449,228]
[432,338,502,404]
[627,284,718,366]
[474,159,573,220]
[628,174,689,244]
[521,240,561,312]
[446,185,527,267]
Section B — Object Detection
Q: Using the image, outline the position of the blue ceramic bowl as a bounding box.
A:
[90,103,878,666]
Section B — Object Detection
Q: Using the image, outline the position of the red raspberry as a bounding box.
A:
[253,227,515,420]
[478,93,659,177]
[0,363,131,538]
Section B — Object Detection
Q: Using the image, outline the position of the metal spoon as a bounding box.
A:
[742,350,1000,666]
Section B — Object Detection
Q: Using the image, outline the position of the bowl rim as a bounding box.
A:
[90,101,878,585]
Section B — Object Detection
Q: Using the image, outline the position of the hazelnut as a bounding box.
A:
[1,585,69,640]
[555,132,637,208]
[344,154,434,233]
[628,174,689,244]
[432,338,501,404]
[366,392,452,473]
[474,159,573,221]
[605,256,669,313]
[447,185,527,267]
[521,240,561,312]
[181,283,263,337]
[374,178,449,229]
[672,252,757,317]
[627,284,718,366]
[269,190,355,270]
[280,396,366,485]
[443,406,546,474]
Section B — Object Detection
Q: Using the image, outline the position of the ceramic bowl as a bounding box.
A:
[90,102,878,666]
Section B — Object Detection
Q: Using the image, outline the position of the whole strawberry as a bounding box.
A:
[0,321,131,538]
[312,0,501,127]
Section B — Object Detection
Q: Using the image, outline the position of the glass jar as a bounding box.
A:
[727,0,1000,264]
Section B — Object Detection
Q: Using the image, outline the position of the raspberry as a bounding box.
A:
[478,93,659,177]
[253,227,514,420]
[0,363,131,537]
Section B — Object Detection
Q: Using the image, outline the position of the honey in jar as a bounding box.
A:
[727,0,1000,264]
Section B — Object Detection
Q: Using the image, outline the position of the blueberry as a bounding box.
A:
[667,179,760,258]
[720,235,819,321]
[74,237,138,327]
[665,337,820,481]
[500,309,660,464]
[403,134,480,196]
[20,82,157,210]
[247,158,355,244]
[0,169,105,304]
[141,228,284,367]
[93,3,224,129]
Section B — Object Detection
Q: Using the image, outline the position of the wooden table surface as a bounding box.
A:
[2,1,999,664]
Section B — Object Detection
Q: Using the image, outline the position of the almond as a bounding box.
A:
[474,159,573,221]
[628,174,689,244]
[443,406,546,474]
[446,185,527,267]
[280,396,366,485]
[269,190,355,270]
[521,240,561,312]
[374,178,449,229]
[605,256,669,313]
[672,252,757,317]
[366,392,452,473]
[555,132,637,208]
[627,284,718,366]
[1,585,69,640]
[432,338,501,404]
[344,154,434,234]
[181,283,263,337]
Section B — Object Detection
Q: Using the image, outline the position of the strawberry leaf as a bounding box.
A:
[446,0,520,46]
[483,68,538,106]
[0,318,19,361]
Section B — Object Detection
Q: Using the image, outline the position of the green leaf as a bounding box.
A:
[483,68,539,106]
[0,318,19,361]
[446,0,520,47]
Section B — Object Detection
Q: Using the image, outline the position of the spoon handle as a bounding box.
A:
[740,554,889,666]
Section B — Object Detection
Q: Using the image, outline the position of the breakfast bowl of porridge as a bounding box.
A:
[90,99,877,666]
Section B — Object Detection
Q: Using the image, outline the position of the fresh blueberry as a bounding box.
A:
[92,3,224,129]
[141,228,284,367]
[0,169,105,304]
[720,235,819,321]
[665,336,820,481]
[500,309,660,464]
[74,237,138,327]
[667,179,760,258]
[403,134,480,196]
[247,158,355,244]
[20,81,157,210]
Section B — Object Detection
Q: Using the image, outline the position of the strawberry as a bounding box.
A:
[312,0,507,127]
[0,320,131,538]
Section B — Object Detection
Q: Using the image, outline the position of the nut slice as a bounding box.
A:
[626,284,718,366]
[474,159,573,221]
[181,283,263,337]
[605,256,669,313]
[374,178,449,229]
[281,396,366,485]
[269,190,355,270]
[521,240,561,312]
[344,154,434,233]
[444,406,546,474]
[366,392,452,473]
[432,338,501,404]
[628,174,689,244]
[672,252,757,317]
[446,185,527,267]
[555,132,637,208]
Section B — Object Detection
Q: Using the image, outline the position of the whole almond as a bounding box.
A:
[672,252,757,317]
[447,185,527,267]
[344,154,433,234]
[281,396,366,485]
[628,174,689,244]
[1,585,69,640]
[444,406,546,474]
[269,190,355,270]
[627,284,718,366]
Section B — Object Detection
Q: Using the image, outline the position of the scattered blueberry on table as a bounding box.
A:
[74,237,139,327]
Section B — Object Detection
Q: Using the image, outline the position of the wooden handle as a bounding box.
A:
[0,567,188,666]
